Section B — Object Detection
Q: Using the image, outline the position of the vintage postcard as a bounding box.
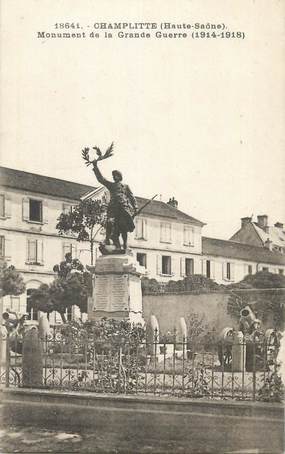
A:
[0,1,284,453]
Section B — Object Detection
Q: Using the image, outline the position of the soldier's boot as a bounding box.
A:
[122,232,128,251]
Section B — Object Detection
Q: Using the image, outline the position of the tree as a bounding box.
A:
[141,274,222,295]
[28,283,54,316]
[229,271,285,289]
[0,261,26,298]
[53,252,84,278]
[29,255,92,323]
[56,198,107,265]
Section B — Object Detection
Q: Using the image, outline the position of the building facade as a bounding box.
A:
[201,236,285,285]
[1,166,285,320]
[0,167,94,321]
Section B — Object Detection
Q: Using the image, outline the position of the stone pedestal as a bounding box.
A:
[232,331,246,372]
[87,252,145,325]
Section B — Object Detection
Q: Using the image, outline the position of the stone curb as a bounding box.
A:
[1,388,284,421]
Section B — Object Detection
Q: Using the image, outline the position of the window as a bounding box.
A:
[185,258,194,276]
[279,269,284,275]
[160,222,172,243]
[223,262,235,281]
[10,297,21,313]
[27,239,44,264]
[162,255,172,275]
[135,218,147,240]
[63,243,72,259]
[137,252,147,268]
[27,289,38,321]
[226,262,231,280]
[62,203,73,214]
[183,226,194,246]
[206,260,211,278]
[23,198,45,223]
[66,306,72,321]
[248,265,253,275]
[28,240,37,262]
[63,242,76,260]
[0,195,5,217]
[0,236,5,258]
[29,199,42,222]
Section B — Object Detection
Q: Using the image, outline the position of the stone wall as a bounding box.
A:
[142,288,285,334]
[142,292,233,333]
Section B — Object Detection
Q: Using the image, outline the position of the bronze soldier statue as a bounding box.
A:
[92,161,138,252]
[82,143,137,253]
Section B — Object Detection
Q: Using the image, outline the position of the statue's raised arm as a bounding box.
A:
[92,159,113,191]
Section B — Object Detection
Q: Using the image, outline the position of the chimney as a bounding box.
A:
[167,197,178,209]
[257,215,268,230]
[274,222,284,229]
[241,217,252,228]
[264,238,273,251]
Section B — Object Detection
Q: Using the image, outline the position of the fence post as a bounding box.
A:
[22,327,43,388]
[252,339,256,401]
[2,328,10,388]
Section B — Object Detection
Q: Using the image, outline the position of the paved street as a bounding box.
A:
[0,405,283,453]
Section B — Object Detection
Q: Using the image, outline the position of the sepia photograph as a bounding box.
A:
[0,1,284,453]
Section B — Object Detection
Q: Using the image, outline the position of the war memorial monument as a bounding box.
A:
[82,144,146,325]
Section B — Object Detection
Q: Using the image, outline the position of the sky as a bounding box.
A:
[1,0,284,239]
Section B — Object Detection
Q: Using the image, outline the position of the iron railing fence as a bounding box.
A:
[0,331,281,401]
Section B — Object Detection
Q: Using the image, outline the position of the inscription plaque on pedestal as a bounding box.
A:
[94,274,129,312]
[88,253,145,324]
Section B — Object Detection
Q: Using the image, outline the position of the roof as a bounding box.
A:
[136,196,204,226]
[202,237,285,266]
[0,166,205,225]
[0,166,94,201]
[252,223,285,248]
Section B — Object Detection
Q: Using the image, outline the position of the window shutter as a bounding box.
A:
[156,254,162,275]
[26,239,30,262]
[143,219,147,239]
[168,224,172,242]
[201,259,206,276]
[180,257,185,277]
[22,198,30,221]
[160,223,164,242]
[43,200,48,224]
[38,239,44,264]
[5,194,12,218]
[4,237,11,261]
[135,218,140,239]
[183,226,187,245]
[170,256,174,276]
[63,242,70,260]
[222,263,227,280]
[191,229,194,246]
[71,243,77,259]
[231,263,235,281]
[0,237,4,257]
[211,261,216,279]
[62,203,70,214]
